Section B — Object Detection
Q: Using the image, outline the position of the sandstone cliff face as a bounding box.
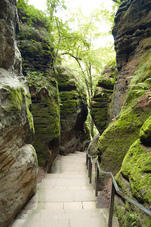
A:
[112,0,151,118]
[17,7,60,171]
[0,1,38,226]
[91,62,117,134]
[56,67,89,155]
[98,0,151,173]
[96,0,151,225]
[28,77,60,171]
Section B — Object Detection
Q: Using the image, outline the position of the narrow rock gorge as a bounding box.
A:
[0,0,151,226]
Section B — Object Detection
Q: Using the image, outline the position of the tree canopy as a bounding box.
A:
[17,0,118,136]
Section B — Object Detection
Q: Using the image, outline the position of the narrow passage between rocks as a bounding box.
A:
[12,152,109,227]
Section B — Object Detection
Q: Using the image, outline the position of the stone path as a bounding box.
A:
[11,152,109,227]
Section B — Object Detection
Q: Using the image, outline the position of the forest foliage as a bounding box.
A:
[17,0,118,136]
[17,0,117,94]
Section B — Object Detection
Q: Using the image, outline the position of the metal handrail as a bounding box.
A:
[86,152,151,227]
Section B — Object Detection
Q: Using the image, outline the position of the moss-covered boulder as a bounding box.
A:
[97,92,151,174]
[140,114,151,146]
[87,134,100,157]
[115,137,151,226]
[91,62,117,134]
[56,67,89,154]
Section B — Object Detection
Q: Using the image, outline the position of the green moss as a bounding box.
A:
[60,91,79,116]
[27,72,58,98]
[115,139,151,227]
[91,88,113,133]
[3,85,35,133]
[97,105,151,174]
[32,94,60,141]
[31,90,60,167]
[140,115,151,145]
[97,77,115,90]
[27,73,60,168]
[55,67,76,90]
[4,86,23,111]
[91,107,108,131]
[120,139,151,203]
[25,92,35,133]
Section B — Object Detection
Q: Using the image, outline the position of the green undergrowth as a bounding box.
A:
[17,24,50,43]
[17,0,50,29]
[60,91,80,116]
[26,71,58,98]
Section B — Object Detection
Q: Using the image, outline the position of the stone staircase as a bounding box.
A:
[11,152,113,227]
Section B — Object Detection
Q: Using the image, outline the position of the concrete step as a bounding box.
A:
[11,152,114,227]
[12,208,108,227]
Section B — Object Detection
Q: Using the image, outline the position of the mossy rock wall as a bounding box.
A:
[17,4,61,171]
[95,0,151,225]
[28,78,60,171]
[17,10,53,75]
[91,62,117,134]
[97,93,151,174]
[56,67,89,154]
[115,127,151,226]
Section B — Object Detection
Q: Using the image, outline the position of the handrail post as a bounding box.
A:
[88,157,90,178]
[108,180,115,227]
[95,162,99,197]
[86,153,88,168]
[89,158,92,184]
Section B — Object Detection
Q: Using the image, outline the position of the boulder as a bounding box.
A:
[97,92,151,174]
